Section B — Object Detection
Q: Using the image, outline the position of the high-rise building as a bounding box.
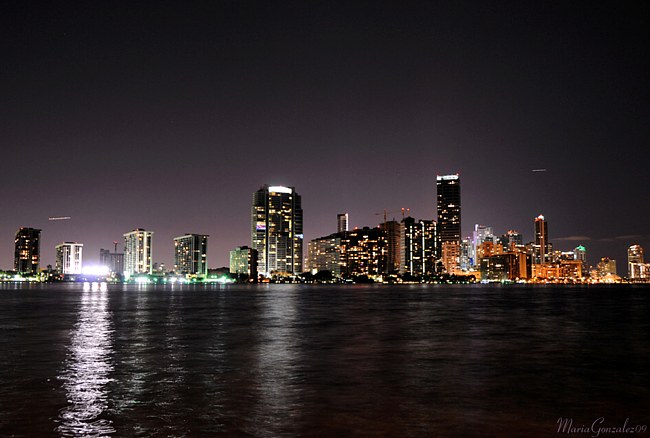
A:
[597,257,617,277]
[480,253,529,282]
[14,227,41,275]
[400,217,436,277]
[534,215,549,264]
[459,237,472,271]
[471,224,493,267]
[307,234,343,277]
[339,227,385,279]
[381,220,401,274]
[251,185,303,277]
[55,242,83,275]
[628,245,644,278]
[500,230,523,252]
[123,229,153,276]
[441,241,460,274]
[337,213,349,233]
[174,234,209,276]
[437,174,461,256]
[574,245,587,266]
[229,246,258,279]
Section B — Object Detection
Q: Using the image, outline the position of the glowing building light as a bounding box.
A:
[268,186,292,194]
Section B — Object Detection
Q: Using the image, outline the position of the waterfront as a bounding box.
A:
[0,283,648,437]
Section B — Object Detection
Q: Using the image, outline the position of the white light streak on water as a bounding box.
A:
[56,289,115,436]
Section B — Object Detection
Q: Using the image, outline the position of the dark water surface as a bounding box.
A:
[0,283,648,437]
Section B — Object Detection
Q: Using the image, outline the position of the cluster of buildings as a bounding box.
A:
[9,228,213,283]
[4,177,650,284]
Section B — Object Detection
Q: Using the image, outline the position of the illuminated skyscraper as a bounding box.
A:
[400,217,437,277]
[251,185,303,276]
[534,215,549,264]
[574,245,587,264]
[337,213,349,233]
[597,257,617,276]
[471,224,493,266]
[628,245,644,278]
[174,234,209,276]
[437,174,461,256]
[339,226,385,279]
[14,227,41,275]
[55,242,83,275]
[441,241,460,274]
[123,229,153,276]
[381,220,401,274]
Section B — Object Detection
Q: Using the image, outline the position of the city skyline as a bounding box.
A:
[3,180,646,275]
[1,2,648,271]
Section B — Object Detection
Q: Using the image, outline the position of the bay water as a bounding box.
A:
[0,283,648,436]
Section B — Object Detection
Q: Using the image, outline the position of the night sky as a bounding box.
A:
[2,1,649,271]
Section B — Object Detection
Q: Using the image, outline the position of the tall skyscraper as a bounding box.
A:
[251,185,303,276]
[381,220,401,274]
[123,229,153,276]
[436,174,461,256]
[501,230,523,251]
[628,245,644,278]
[55,242,83,275]
[174,234,209,276]
[14,227,41,275]
[471,224,493,266]
[337,213,349,233]
[574,245,587,264]
[400,217,436,277]
[534,214,549,264]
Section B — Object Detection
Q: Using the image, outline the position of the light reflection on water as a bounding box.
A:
[56,287,115,436]
[247,286,301,436]
[0,284,648,436]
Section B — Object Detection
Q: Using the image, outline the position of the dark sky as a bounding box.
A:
[2,1,649,272]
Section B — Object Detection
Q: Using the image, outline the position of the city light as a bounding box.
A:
[81,265,110,276]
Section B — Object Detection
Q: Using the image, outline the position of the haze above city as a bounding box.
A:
[2,2,648,271]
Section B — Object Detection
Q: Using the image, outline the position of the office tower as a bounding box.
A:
[229,246,258,279]
[534,215,549,264]
[14,227,41,275]
[437,174,461,256]
[174,234,209,276]
[337,213,349,233]
[251,185,303,276]
[400,217,437,277]
[459,237,472,271]
[471,224,493,266]
[307,234,343,277]
[123,228,153,276]
[628,245,644,278]
[55,242,83,275]
[597,257,617,276]
[501,230,523,251]
[381,220,401,274]
[574,245,587,264]
[339,227,385,279]
[100,248,125,274]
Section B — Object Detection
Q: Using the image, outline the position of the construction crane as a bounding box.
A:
[374,208,411,226]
